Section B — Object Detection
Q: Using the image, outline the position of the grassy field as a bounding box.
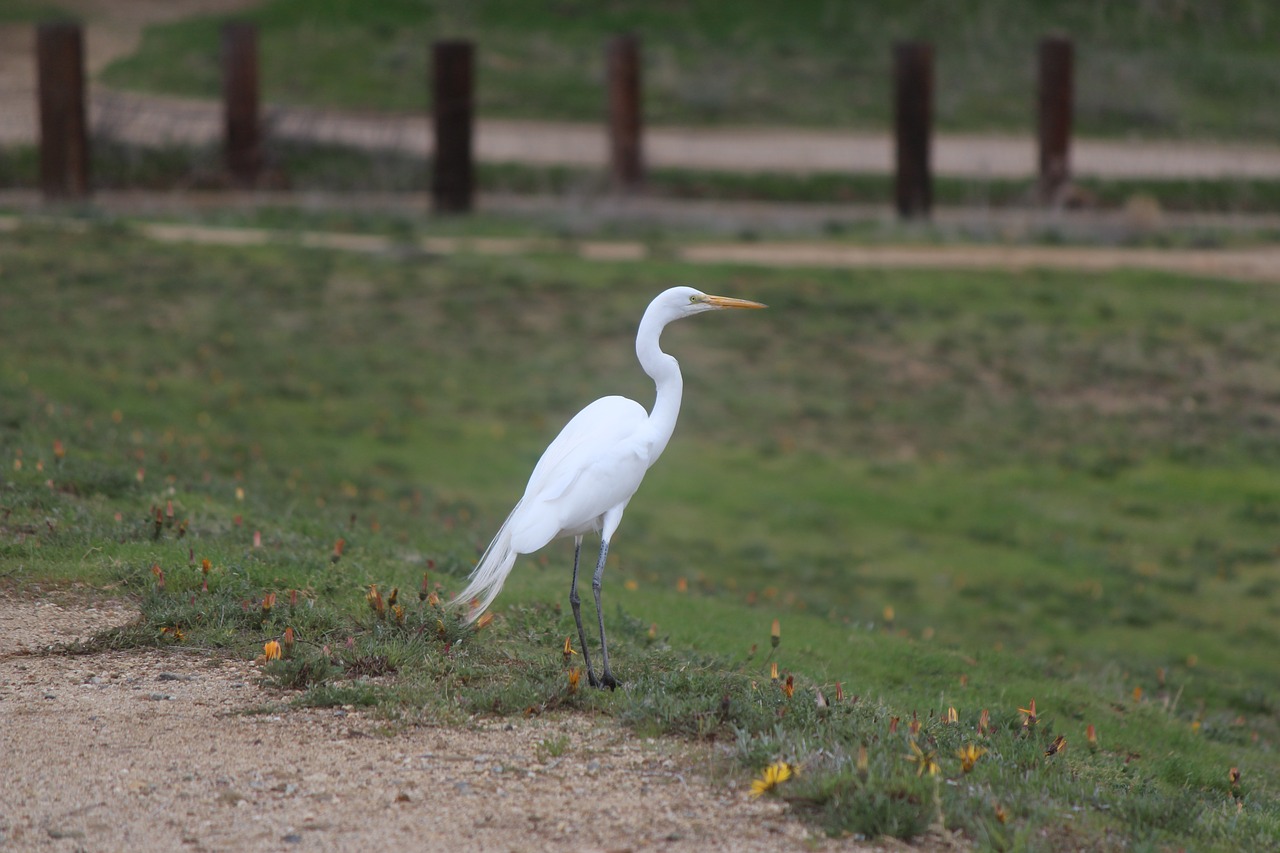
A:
[94,0,1280,140]
[2,217,1279,848]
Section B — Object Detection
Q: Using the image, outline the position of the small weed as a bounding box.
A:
[535,734,571,762]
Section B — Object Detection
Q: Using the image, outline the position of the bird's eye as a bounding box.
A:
[689,294,700,303]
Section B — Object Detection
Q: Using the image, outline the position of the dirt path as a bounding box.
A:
[3,2,1280,179]
[0,591,877,852]
[4,207,1277,286]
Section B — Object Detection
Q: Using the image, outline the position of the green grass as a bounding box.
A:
[2,218,1279,849]
[94,0,1280,140]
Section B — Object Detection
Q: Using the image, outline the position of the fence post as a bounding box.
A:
[606,34,644,192]
[431,39,474,213]
[36,22,90,200]
[893,41,933,219]
[222,21,262,186]
[1037,36,1074,203]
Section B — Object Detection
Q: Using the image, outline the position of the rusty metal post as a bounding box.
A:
[893,41,933,219]
[221,21,262,186]
[606,34,644,192]
[1037,36,1074,203]
[431,39,474,213]
[37,22,90,200]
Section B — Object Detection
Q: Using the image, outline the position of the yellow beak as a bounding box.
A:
[704,295,767,310]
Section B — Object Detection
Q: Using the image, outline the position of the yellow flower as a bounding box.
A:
[956,743,986,773]
[562,636,578,663]
[1019,698,1039,729]
[770,618,781,648]
[567,667,581,694]
[907,740,940,777]
[366,584,385,617]
[263,640,282,661]
[749,761,794,797]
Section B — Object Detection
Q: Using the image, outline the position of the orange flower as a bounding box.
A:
[261,592,276,613]
[770,661,779,681]
[476,612,494,630]
[781,675,795,699]
[262,640,282,661]
[1019,699,1039,729]
[770,618,781,648]
[567,667,581,694]
[1045,735,1067,757]
[979,708,991,737]
[281,627,295,657]
[331,538,346,563]
[1086,724,1098,747]
[946,706,959,725]
[562,637,578,663]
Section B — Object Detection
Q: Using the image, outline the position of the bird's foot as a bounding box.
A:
[586,670,619,690]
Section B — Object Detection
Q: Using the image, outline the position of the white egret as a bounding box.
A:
[451,286,765,688]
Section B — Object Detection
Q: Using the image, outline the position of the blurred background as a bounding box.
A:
[2,0,1278,217]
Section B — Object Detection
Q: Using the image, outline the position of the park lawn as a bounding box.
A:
[1,218,1278,848]
[94,0,1280,140]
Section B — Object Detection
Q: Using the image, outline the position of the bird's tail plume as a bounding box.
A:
[450,503,521,623]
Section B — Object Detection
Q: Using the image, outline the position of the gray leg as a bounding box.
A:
[592,538,618,689]
[568,536,598,686]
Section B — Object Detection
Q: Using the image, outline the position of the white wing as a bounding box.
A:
[508,395,650,552]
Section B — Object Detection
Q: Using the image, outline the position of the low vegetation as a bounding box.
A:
[2,218,1278,849]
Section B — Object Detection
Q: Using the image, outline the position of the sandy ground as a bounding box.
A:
[0,590,888,852]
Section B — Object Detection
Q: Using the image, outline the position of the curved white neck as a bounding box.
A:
[635,307,683,464]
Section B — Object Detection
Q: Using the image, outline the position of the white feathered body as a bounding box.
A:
[453,394,663,617]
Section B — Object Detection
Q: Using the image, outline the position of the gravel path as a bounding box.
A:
[0,592,877,852]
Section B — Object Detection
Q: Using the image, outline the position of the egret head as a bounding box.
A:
[656,286,767,321]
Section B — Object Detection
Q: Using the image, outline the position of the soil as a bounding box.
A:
[0,589,885,852]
